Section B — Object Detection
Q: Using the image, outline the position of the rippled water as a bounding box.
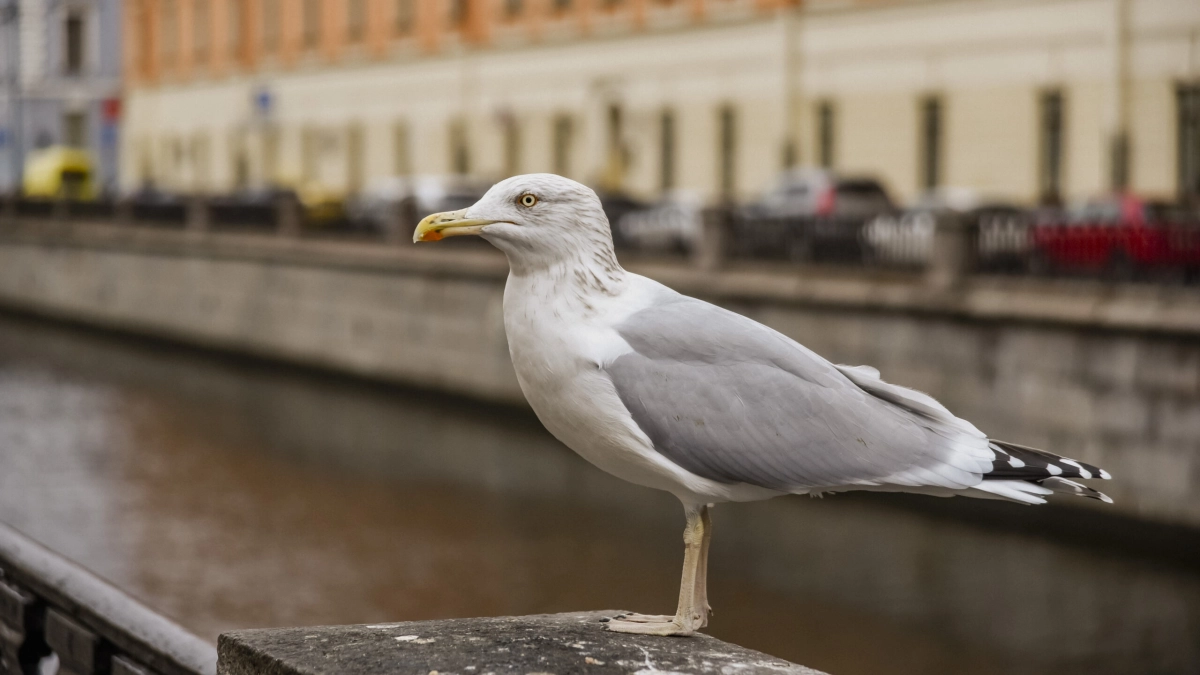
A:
[0,313,1197,675]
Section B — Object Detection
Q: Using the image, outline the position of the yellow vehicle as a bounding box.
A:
[297,181,346,225]
[23,146,96,200]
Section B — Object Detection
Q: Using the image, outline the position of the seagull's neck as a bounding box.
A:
[501,243,630,318]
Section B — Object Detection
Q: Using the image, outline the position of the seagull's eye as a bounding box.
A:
[518,194,538,208]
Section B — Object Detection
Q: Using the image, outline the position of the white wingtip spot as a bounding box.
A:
[1099,493,1114,504]
[1059,458,1092,478]
[1099,469,1112,480]
[1008,457,1025,468]
[1046,463,1062,476]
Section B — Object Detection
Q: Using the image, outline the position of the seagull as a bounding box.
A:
[413,173,1113,637]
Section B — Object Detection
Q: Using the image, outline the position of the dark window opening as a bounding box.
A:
[1039,90,1065,205]
[817,100,835,169]
[448,0,466,27]
[263,0,280,53]
[65,12,85,75]
[396,0,415,33]
[503,118,521,177]
[553,115,573,176]
[303,0,320,48]
[718,105,736,200]
[450,120,470,175]
[64,112,87,148]
[660,109,675,192]
[348,0,366,42]
[1177,83,1200,201]
[919,95,942,191]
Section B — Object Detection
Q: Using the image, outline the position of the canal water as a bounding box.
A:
[0,313,1197,675]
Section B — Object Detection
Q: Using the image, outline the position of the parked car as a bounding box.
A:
[23,146,96,200]
[1030,195,1200,278]
[735,169,895,261]
[345,175,490,233]
[590,189,649,248]
[208,186,301,228]
[862,188,1027,268]
[615,190,704,253]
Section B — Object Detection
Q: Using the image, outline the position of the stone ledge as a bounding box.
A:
[216,611,826,675]
[5,218,1200,337]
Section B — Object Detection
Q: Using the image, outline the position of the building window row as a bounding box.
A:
[141,0,733,80]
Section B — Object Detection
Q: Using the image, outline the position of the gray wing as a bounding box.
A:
[605,294,992,492]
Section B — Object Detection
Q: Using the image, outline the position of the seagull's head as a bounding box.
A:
[414,174,619,274]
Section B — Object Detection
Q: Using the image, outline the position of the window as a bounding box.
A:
[396,0,415,34]
[448,0,466,27]
[1038,90,1065,204]
[660,109,675,192]
[1180,83,1200,201]
[503,117,521,177]
[919,95,942,191]
[303,0,320,48]
[348,0,366,42]
[393,122,411,175]
[263,0,280,53]
[604,104,625,190]
[64,112,87,148]
[817,100,835,169]
[64,11,85,75]
[718,105,736,199]
[194,0,210,62]
[450,119,470,175]
[160,1,177,68]
[301,127,318,181]
[191,134,210,191]
[228,0,243,62]
[347,123,365,194]
[552,115,573,176]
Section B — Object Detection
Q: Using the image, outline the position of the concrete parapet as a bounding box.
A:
[216,612,825,675]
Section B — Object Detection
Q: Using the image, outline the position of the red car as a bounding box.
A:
[1031,195,1200,278]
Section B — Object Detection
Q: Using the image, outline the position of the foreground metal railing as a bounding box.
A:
[0,522,216,675]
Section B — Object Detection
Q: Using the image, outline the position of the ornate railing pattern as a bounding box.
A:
[0,523,216,675]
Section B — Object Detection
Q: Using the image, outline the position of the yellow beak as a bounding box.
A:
[413,209,497,243]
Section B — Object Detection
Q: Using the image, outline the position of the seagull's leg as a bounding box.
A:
[694,504,713,627]
[607,505,705,636]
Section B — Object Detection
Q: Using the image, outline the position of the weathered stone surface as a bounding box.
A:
[217,612,825,675]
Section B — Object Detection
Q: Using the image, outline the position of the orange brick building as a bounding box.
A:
[121,0,1200,204]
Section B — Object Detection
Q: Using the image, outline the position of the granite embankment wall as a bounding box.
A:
[1,221,1198,528]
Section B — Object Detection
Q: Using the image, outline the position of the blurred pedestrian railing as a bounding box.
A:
[0,522,216,675]
[3,192,1199,285]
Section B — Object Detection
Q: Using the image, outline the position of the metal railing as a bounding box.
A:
[4,193,1199,285]
[0,522,216,675]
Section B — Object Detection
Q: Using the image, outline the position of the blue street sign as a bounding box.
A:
[255,87,272,116]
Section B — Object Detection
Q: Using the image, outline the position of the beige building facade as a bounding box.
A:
[122,0,1200,205]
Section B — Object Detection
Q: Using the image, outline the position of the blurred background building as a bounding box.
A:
[0,0,123,194]
[118,0,1200,206]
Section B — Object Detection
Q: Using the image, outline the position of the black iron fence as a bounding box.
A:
[715,207,1200,283]
[3,193,1199,285]
[0,522,215,675]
